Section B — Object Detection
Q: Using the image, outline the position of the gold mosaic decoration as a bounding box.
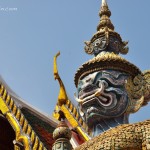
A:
[74,119,150,150]
[74,52,141,86]
[125,71,150,113]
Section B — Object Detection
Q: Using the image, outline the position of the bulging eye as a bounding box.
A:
[95,40,100,46]
[102,80,108,88]
[95,42,99,46]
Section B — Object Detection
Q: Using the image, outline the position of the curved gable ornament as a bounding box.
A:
[0,84,47,150]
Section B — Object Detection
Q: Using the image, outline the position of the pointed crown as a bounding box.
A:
[84,0,129,56]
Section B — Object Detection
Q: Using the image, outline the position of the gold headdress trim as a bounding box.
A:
[74,52,141,87]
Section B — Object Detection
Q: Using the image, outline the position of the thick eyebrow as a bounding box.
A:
[102,71,128,79]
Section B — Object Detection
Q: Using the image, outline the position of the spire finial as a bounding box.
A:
[97,0,114,31]
[102,0,107,6]
[84,0,129,56]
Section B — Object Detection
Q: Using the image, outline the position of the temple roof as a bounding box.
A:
[0,75,59,149]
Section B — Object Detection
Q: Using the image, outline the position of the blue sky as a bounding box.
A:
[0,0,150,123]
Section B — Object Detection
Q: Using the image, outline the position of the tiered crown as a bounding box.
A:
[74,0,141,87]
[84,0,128,56]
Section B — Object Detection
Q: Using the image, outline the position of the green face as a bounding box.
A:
[77,70,129,125]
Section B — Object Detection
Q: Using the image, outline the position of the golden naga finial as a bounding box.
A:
[53,52,68,106]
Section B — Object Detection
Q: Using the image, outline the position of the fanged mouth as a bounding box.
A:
[83,96,112,108]
[80,91,113,107]
[76,81,117,108]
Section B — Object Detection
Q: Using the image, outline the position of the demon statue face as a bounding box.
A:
[75,70,129,127]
